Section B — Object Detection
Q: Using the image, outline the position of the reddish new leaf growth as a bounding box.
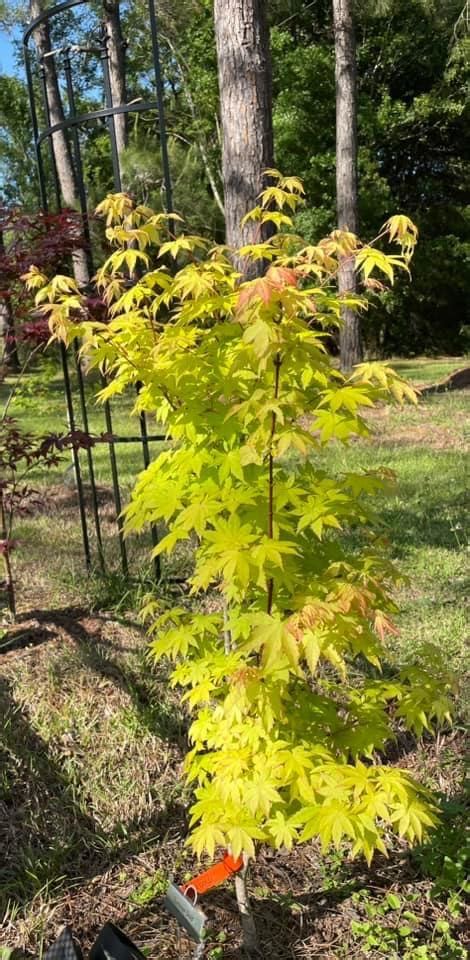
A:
[265,265,299,289]
[237,265,299,315]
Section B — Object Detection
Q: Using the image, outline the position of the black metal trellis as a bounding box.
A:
[23,0,174,578]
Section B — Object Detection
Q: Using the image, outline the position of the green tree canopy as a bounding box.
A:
[1,0,469,354]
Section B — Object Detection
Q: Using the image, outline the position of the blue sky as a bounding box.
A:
[0,27,21,75]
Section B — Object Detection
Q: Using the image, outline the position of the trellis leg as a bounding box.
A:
[137,393,161,580]
[102,386,129,576]
[61,342,92,570]
[63,47,105,571]
[73,341,106,572]
[23,42,48,211]
[23,0,175,582]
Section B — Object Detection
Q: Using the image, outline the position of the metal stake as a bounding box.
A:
[101,379,129,576]
[136,386,161,579]
[60,342,92,569]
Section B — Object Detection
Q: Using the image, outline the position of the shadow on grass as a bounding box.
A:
[0,673,187,919]
[410,792,469,894]
[380,493,468,556]
[11,606,186,745]
[0,675,103,911]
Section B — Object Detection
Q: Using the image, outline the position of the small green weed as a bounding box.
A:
[350,890,467,959]
[129,870,168,906]
[318,849,356,895]
[412,797,470,895]
[207,930,228,960]
[0,948,14,960]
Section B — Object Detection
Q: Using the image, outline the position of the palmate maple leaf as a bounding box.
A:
[236,277,274,312]
[374,610,400,642]
[236,265,299,315]
[265,265,299,290]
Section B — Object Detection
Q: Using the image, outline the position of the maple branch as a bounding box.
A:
[267,351,282,615]
[234,855,258,954]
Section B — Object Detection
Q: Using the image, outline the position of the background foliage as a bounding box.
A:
[1,0,469,356]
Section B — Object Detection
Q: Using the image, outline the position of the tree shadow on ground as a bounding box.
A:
[0,675,103,913]
[380,491,468,557]
[0,654,187,926]
[10,606,185,744]
[0,668,187,914]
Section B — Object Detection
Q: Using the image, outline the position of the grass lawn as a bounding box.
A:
[0,356,468,960]
[386,356,466,385]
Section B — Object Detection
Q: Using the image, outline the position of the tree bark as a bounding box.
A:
[29,0,89,287]
[213,0,274,271]
[332,0,362,371]
[102,0,128,159]
[0,229,19,372]
[0,299,19,372]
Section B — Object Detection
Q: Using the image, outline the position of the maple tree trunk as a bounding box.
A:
[214,8,272,943]
[234,863,258,955]
[213,0,274,268]
[333,0,363,371]
[29,0,89,287]
[103,0,128,159]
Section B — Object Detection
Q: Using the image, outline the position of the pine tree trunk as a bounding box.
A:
[29,0,89,287]
[332,0,362,371]
[102,0,128,158]
[213,0,274,272]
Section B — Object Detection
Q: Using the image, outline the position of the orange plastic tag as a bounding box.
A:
[180,852,243,897]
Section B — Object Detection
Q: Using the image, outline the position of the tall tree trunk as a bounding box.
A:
[332,0,362,371]
[29,0,89,287]
[0,299,19,372]
[0,229,19,372]
[102,0,128,159]
[213,25,272,926]
[213,0,274,271]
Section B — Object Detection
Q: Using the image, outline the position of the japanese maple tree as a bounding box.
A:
[27,174,454,872]
[0,206,93,618]
[0,205,87,361]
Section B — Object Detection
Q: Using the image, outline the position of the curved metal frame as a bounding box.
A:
[23,0,173,577]
[23,0,173,208]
